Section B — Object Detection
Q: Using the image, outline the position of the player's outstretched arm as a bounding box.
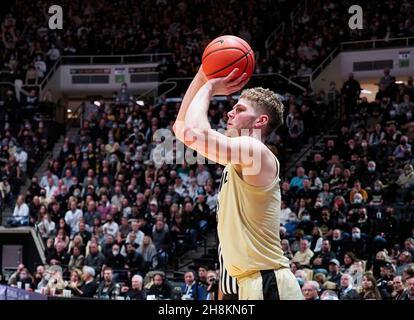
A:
[172,66,207,138]
[175,69,276,186]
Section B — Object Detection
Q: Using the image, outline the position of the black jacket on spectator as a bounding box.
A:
[310,250,337,270]
[84,252,106,275]
[105,253,126,271]
[339,288,360,300]
[125,252,145,275]
[354,218,375,236]
[147,282,172,299]
[97,281,116,299]
[297,220,315,235]
[342,237,368,260]
[152,228,172,252]
[74,230,92,245]
[329,237,346,259]
[54,250,70,266]
[122,289,146,300]
[81,280,98,298]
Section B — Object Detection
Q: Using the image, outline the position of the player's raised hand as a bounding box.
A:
[208,68,249,96]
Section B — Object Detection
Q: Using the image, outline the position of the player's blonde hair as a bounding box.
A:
[240,87,284,136]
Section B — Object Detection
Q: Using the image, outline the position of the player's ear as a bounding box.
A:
[254,114,268,129]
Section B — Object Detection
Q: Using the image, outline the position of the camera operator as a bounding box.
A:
[205,270,219,300]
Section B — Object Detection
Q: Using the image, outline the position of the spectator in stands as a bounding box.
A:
[116,83,131,106]
[360,272,382,300]
[66,269,84,297]
[74,221,92,246]
[138,235,158,271]
[84,242,106,276]
[97,267,116,299]
[181,270,207,300]
[292,239,313,267]
[391,275,407,300]
[396,164,414,203]
[7,195,29,226]
[45,265,65,296]
[80,266,98,298]
[290,167,308,191]
[338,273,360,300]
[8,264,34,290]
[152,219,171,264]
[401,275,414,300]
[147,273,172,299]
[341,73,361,115]
[120,274,146,300]
[102,212,119,237]
[327,259,343,288]
[0,177,13,208]
[396,251,413,276]
[125,242,145,276]
[310,239,336,272]
[37,212,55,242]
[68,245,85,270]
[281,239,293,261]
[302,280,320,300]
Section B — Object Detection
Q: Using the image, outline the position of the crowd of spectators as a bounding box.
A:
[261,0,414,84]
[1,0,286,84]
[4,262,220,300]
[2,0,413,90]
[0,111,56,214]
[279,69,414,300]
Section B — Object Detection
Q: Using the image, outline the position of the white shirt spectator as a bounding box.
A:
[111,194,125,210]
[62,177,74,189]
[65,209,83,236]
[280,206,293,225]
[102,221,119,237]
[126,230,145,248]
[38,219,56,239]
[14,148,28,173]
[174,183,187,197]
[13,203,29,220]
[45,184,58,202]
[40,174,58,188]
[196,170,211,186]
[34,58,47,78]
[46,45,61,61]
[206,192,218,212]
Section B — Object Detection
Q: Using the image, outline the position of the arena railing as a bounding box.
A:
[308,36,414,89]
[309,47,339,87]
[340,36,414,51]
[289,0,309,30]
[60,53,172,65]
[265,0,308,56]
[138,72,308,104]
[265,22,285,55]
[280,97,344,181]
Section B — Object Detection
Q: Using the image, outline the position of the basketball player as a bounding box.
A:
[173,66,303,300]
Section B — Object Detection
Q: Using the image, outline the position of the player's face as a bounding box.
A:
[226,98,258,136]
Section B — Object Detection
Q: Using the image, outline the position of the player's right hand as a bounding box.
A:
[208,68,249,96]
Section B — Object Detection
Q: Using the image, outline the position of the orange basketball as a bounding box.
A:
[202,35,255,80]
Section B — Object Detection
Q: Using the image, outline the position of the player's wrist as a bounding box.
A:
[196,66,208,84]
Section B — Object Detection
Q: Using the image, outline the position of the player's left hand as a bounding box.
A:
[208,68,249,96]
